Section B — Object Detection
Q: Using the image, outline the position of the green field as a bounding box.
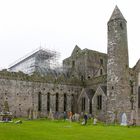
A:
[0,119,140,140]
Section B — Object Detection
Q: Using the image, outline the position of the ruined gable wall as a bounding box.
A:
[63,48,107,80]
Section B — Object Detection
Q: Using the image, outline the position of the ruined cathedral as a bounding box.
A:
[0,6,140,124]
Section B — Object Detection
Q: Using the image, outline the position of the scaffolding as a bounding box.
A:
[36,47,60,69]
[9,47,61,75]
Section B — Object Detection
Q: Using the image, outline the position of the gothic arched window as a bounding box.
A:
[100,69,103,75]
[38,92,42,111]
[56,93,59,112]
[97,95,102,110]
[47,93,50,112]
[64,93,67,111]
[81,97,86,112]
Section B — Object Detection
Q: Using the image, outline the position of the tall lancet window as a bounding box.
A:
[38,92,42,111]
[71,94,74,113]
[89,100,92,114]
[81,97,86,112]
[64,93,67,111]
[56,93,59,112]
[97,95,102,110]
[47,92,50,112]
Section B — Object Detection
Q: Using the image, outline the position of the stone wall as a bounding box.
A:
[0,77,82,118]
[63,46,107,80]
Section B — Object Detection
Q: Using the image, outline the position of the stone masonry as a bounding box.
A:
[0,6,140,124]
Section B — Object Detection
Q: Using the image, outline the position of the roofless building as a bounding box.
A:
[0,6,140,124]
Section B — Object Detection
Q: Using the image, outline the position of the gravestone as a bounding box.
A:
[120,112,127,126]
[48,109,54,120]
[0,101,12,122]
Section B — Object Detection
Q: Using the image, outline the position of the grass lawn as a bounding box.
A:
[0,119,140,140]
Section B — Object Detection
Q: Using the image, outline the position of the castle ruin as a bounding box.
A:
[0,6,140,124]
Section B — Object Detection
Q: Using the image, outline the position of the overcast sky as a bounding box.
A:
[0,0,140,69]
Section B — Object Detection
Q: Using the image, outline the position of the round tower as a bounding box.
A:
[107,6,131,122]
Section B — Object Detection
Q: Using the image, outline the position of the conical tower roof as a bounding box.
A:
[108,6,126,23]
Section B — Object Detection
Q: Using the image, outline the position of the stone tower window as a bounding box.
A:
[47,92,50,112]
[81,75,84,81]
[76,50,79,54]
[97,95,102,110]
[81,97,86,112]
[88,76,91,79]
[112,86,114,90]
[120,22,123,29]
[64,93,67,111]
[72,60,75,68]
[100,59,103,65]
[38,92,42,111]
[100,69,103,75]
[56,93,59,112]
